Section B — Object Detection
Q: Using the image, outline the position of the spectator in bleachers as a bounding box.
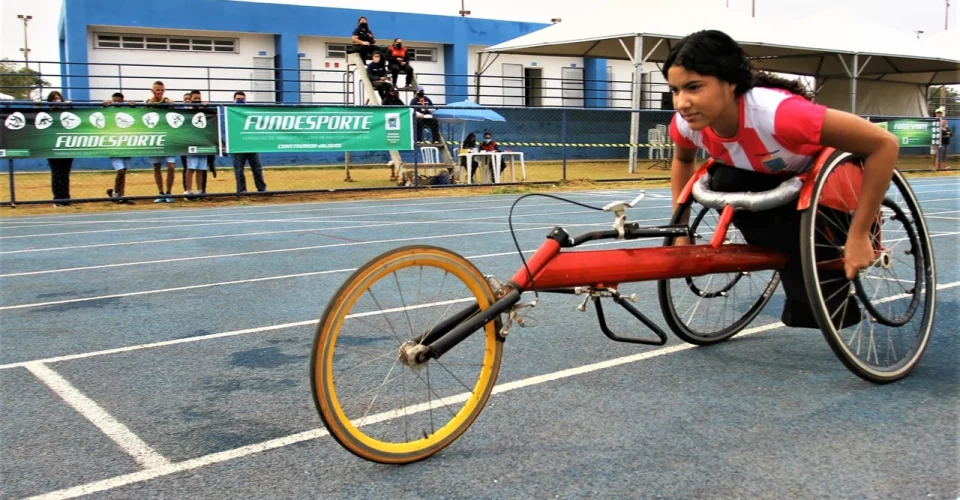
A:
[44,91,73,207]
[183,90,209,199]
[411,85,440,144]
[144,80,176,203]
[367,52,391,99]
[381,85,404,106]
[103,92,136,204]
[351,16,379,63]
[386,38,414,89]
[231,91,268,194]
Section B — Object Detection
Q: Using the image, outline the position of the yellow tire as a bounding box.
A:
[311,245,503,464]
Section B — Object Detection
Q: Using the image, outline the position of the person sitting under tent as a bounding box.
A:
[367,52,391,99]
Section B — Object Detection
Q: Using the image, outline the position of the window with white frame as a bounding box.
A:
[94,32,238,53]
[325,43,436,62]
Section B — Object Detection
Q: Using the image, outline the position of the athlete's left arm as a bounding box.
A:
[818,108,900,279]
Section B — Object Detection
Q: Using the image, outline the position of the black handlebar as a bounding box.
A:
[564,223,690,248]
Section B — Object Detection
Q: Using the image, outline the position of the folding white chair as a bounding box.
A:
[647,129,665,160]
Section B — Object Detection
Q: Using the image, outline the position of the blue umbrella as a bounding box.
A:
[433,100,506,123]
[432,100,506,145]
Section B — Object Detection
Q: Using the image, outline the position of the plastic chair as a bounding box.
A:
[420,146,440,164]
[647,129,665,160]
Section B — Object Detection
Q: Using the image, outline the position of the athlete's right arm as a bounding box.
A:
[670,146,698,245]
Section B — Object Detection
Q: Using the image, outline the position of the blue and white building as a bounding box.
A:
[55,0,662,107]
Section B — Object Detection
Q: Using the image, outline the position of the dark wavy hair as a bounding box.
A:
[662,30,812,101]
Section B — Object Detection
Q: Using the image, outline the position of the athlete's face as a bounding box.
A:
[667,67,736,131]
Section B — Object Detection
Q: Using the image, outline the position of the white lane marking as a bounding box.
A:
[0,205,653,255]
[0,235,663,312]
[0,196,643,240]
[0,227,554,278]
[2,276,956,374]
[21,276,960,499]
[926,216,960,221]
[0,320,318,371]
[22,320,786,500]
[24,362,170,469]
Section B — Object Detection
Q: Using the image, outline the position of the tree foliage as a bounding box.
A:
[0,59,52,99]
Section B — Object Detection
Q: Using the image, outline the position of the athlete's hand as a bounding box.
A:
[844,232,875,280]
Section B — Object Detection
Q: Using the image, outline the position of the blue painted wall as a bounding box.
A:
[57,0,558,104]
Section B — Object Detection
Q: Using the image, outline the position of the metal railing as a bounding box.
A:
[0,100,951,207]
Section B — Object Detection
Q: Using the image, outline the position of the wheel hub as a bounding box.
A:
[398,341,430,370]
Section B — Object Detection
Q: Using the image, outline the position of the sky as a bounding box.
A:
[1,0,956,80]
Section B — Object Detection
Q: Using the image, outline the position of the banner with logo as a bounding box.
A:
[873,118,937,147]
[0,107,220,159]
[224,106,413,153]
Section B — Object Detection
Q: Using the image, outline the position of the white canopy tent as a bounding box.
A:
[481,5,960,171]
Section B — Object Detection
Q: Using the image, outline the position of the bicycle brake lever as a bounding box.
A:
[602,191,646,213]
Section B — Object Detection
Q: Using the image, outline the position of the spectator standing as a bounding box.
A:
[410,85,440,143]
[231,92,268,194]
[180,92,192,191]
[367,52,391,100]
[44,91,73,207]
[102,92,136,204]
[936,107,952,170]
[351,16,379,63]
[144,81,176,203]
[183,90,210,199]
[386,38,414,89]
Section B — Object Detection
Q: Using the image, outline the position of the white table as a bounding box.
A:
[493,152,526,183]
[458,151,499,184]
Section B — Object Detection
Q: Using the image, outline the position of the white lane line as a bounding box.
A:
[0,226,555,278]
[0,196,637,240]
[2,275,956,375]
[0,235,661,312]
[926,216,960,221]
[0,205,645,255]
[21,320,786,500]
[2,319,318,370]
[24,362,170,469]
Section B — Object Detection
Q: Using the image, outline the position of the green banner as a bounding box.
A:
[225,106,413,153]
[0,106,220,159]
[873,119,937,147]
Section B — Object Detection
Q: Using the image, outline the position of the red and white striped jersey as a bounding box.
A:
[669,87,827,174]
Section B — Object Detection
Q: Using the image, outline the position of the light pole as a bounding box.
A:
[17,14,33,69]
[459,0,470,17]
[947,0,951,30]
[914,29,924,38]
[752,0,756,17]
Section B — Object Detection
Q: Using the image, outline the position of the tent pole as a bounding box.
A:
[629,35,643,174]
[850,53,858,113]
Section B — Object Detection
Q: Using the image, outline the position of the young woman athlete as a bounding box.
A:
[664,30,900,328]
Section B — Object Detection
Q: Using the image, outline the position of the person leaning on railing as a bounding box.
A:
[40,91,74,207]
[230,91,268,194]
[143,80,177,203]
[102,92,137,204]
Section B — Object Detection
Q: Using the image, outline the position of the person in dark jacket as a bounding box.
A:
[44,91,73,206]
[367,52,391,99]
[381,85,404,106]
[351,16,379,63]
[410,85,440,143]
[460,132,480,181]
[385,38,414,89]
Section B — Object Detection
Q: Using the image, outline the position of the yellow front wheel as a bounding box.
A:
[311,245,503,464]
